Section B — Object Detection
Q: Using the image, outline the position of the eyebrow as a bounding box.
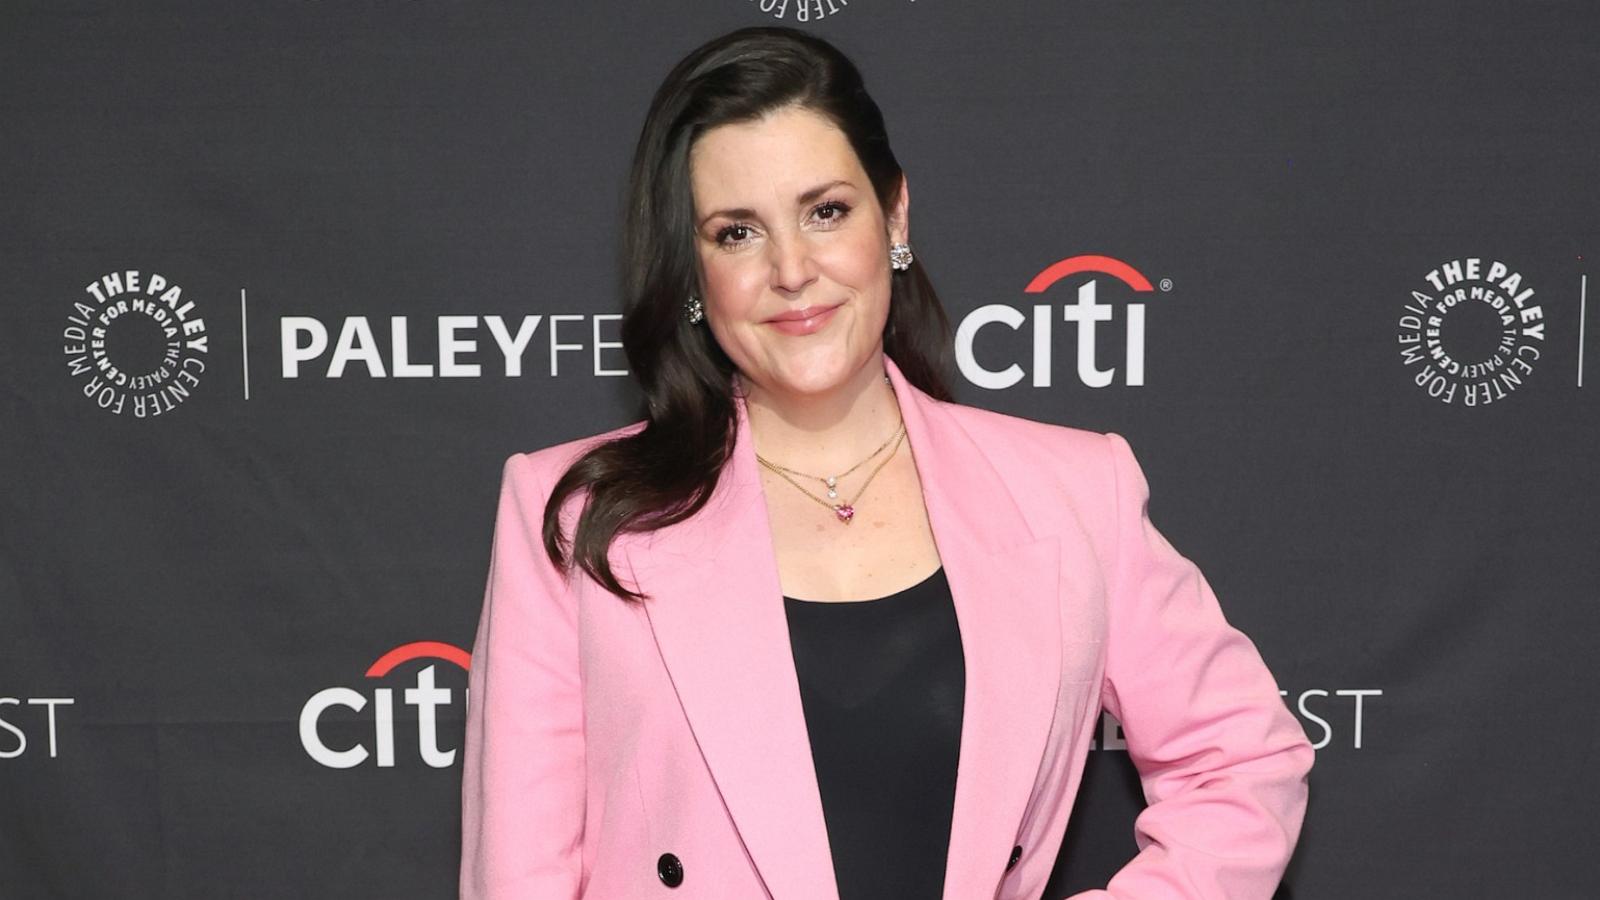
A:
[696,179,855,229]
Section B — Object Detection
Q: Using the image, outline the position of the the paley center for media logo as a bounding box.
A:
[956,254,1168,390]
[1396,257,1546,406]
[63,269,210,416]
[742,0,909,22]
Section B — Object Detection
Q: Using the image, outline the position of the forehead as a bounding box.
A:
[688,106,865,211]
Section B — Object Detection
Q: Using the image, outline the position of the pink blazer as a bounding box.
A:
[460,355,1314,899]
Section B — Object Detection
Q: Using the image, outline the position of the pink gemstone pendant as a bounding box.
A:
[833,504,855,524]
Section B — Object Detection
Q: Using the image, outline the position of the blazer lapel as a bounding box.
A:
[625,356,1063,900]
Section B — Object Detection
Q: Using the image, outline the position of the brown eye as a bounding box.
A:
[715,223,751,247]
[815,200,850,223]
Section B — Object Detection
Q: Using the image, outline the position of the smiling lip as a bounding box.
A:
[765,303,842,336]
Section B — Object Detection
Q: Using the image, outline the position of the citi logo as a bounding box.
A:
[299,641,471,769]
[955,255,1167,389]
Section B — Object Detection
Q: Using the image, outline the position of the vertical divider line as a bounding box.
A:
[241,288,251,400]
[1579,274,1587,388]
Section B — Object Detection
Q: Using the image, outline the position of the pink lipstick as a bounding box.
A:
[765,302,842,336]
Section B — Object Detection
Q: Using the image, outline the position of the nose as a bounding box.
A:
[767,230,818,296]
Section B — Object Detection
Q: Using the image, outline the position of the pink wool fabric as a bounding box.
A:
[461,355,1314,899]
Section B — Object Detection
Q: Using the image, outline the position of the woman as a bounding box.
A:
[460,25,1313,900]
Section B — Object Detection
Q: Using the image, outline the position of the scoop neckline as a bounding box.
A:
[782,565,945,605]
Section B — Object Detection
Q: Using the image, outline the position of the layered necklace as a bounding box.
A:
[752,374,906,525]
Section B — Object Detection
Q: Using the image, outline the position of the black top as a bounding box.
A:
[782,566,964,900]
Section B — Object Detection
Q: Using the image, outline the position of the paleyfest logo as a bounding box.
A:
[744,0,909,21]
[1397,258,1546,406]
[63,269,209,417]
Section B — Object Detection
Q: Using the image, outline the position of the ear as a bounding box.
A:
[886,172,910,246]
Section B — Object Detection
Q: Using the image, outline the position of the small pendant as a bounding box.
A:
[833,504,854,524]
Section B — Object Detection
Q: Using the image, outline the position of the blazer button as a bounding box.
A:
[657,852,684,888]
[1006,844,1022,872]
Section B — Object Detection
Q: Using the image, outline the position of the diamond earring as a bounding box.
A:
[683,294,704,324]
[889,242,913,271]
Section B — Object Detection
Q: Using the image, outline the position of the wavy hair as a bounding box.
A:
[544,25,954,601]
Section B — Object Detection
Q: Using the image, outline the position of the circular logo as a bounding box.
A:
[1395,258,1546,406]
[742,0,906,21]
[63,270,209,417]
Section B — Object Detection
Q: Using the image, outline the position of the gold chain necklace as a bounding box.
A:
[750,372,903,525]
[755,419,906,524]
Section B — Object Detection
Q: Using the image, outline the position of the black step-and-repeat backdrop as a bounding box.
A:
[3,2,1596,897]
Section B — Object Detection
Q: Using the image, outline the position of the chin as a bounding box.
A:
[784,354,872,394]
[773,371,844,397]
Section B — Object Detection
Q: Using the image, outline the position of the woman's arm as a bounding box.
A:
[460,453,585,899]
[1067,432,1314,899]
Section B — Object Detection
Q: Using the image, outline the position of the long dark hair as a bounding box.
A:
[544,25,954,602]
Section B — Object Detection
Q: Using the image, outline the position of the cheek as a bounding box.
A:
[827,242,891,326]
[826,233,888,288]
[699,256,763,318]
